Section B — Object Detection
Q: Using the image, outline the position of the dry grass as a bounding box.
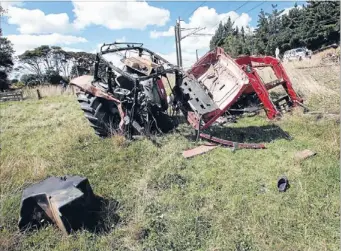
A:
[22,85,76,100]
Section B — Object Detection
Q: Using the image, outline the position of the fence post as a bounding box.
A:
[36,89,42,100]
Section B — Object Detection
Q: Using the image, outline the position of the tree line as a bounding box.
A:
[0,0,339,89]
[0,37,96,89]
[210,1,340,57]
[0,37,14,90]
[16,46,96,85]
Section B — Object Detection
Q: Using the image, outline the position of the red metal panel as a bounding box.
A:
[156,78,167,102]
[189,48,250,129]
[234,55,303,119]
[200,84,248,129]
[246,70,281,119]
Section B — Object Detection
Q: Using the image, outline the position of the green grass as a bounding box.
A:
[0,89,339,250]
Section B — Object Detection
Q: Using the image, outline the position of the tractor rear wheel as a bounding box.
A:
[77,91,121,137]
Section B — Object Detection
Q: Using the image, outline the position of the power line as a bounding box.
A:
[160,1,207,47]
[166,1,265,64]
[185,1,207,21]
[212,1,250,29]
[214,0,265,30]
[162,1,249,47]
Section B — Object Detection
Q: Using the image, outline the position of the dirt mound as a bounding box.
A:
[283,61,339,96]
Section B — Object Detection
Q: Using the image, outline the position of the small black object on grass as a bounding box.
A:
[277,176,290,192]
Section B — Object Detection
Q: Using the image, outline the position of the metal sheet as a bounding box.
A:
[18,176,96,234]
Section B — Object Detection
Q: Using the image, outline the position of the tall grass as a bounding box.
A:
[22,84,76,100]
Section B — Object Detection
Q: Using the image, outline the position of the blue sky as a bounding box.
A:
[3,1,305,66]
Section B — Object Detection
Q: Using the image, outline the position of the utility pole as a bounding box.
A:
[174,16,212,68]
[196,49,199,62]
[174,18,183,67]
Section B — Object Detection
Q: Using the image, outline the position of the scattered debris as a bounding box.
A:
[199,133,266,149]
[183,131,267,158]
[277,176,290,192]
[294,149,317,161]
[183,143,218,158]
[18,175,98,234]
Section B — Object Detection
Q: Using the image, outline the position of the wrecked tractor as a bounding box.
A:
[71,42,177,138]
[70,43,300,150]
[70,43,254,142]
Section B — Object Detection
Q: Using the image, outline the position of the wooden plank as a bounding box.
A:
[294,149,316,161]
[183,143,218,158]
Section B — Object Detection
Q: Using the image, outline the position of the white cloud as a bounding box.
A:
[150,26,174,39]
[6,6,73,34]
[150,6,253,62]
[5,1,170,36]
[62,47,84,52]
[0,1,23,9]
[158,51,200,69]
[6,33,87,55]
[91,38,127,54]
[116,36,126,42]
[153,6,256,68]
[91,43,104,54]
[72,0,170,30]
[279,5,303,17]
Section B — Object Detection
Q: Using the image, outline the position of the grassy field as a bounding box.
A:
[0,61,340,251]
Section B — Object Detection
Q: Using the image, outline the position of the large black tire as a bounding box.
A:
[77,91,121,137]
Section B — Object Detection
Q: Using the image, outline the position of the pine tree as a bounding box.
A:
[209,1,339,57]
[254,9,269,55]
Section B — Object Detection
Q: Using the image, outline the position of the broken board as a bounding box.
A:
[183,143,218,158]
[294,149,316,161]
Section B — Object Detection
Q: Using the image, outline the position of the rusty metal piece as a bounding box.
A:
[121,56,159,76]
[183,143,218,158]
[70,75,121,104]
[199,133,266,149]
[187,111,200,130]
[18,176,96,234]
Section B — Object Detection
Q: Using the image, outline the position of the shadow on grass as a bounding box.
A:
[183,124,292,143]
[207,124,292,143]
[83,195,120,234]
[19,195,120,235]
